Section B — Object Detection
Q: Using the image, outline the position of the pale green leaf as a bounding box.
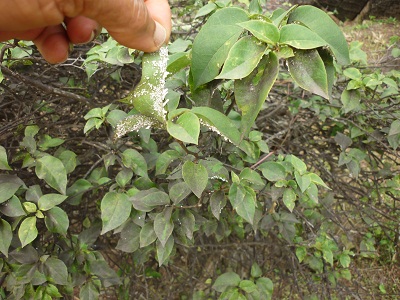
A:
[238,20,279,44]
[38,194,68,211]
[212,272,241,292]
[80,282,100,300]
[156,236,174,266]
[154,207,174,247]
[19,216,38,247]
[216,36,267,80]
[283,188,296,212]
[259,162,286,182]
[0,219,12,257]
[169,181,192,204]
[121,149,148,178]
[167,111,200,144]
[280,24,327,49]
[0,146,12,170]
[140,222,157,248]
[341,89,361,113]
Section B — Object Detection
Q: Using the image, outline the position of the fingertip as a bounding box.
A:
[33,27,70,64]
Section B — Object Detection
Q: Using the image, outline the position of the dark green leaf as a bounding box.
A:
[121,149,148,178]
[191,7,249,88]
[44,207,69,235]
[181,210,195,240]
[156,236,174,266]
[19,216,38,248]
[0,174,24,204]
[235,52,279,137]
[228,184,256,225]
[212,271,241,292]
[0,219,12,257]
[216,36,267,80]
[35,156,67,194]
[256,277,274,297]
[89,260,121,287]
[154,207,174,247]
[101,192,132,234]
[182,160,208,198]
[0,195,26,217]
[140,222,157,248]
[38,194,68,211]
[66,179,93,205]
[280,24,327,49]
[130,188,170,212]
[210,190,227,220]
[288,49,329,99]
[155,150,181,175]
[388,119,400,150]
[43,257,68,285]
[288,5,350,65]
[169,181,192,204]
[116,168,134,187]
[116,221,140,253]
[341,89,361,113]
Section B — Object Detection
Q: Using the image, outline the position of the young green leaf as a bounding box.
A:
[35,156,68,195]
[216,36,267,80]
[288,49,329,99]
[191,7,249,88]
[279,24,327,49]
[182,161,208,198]
[288,5,350,65]
[238,20,279,45]
[167,111,200,144]
[0,219,12,257]
[235,52,279,137]
[283,188,296,212]
[154,207,174,247]
[101,192,132,234]
[19,216,38,248]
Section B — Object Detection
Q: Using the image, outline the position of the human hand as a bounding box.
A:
[0,0,171,64]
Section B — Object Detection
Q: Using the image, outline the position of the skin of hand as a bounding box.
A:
[0,0,171,64]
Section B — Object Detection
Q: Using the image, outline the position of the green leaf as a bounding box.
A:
[306,182,319,204]
[259,162,286,182]
[0,174,24,204]
[296,246,307,263]
[235,52,279,136]
[80,282,100,300]
[238,20,279,45]
[216,36,266,80]
[191,106,242,146]
[280,24,327,49]
[295,172,311,193]
[251,262,263,278]
[43,257,68,285]
[38,194,68,211]
[212,271,241,292]
[0,195,26,217]
[156,236,174,266]
[169,181,192,204]
[0,146,12,170]
[167,111,200,144]
[309,173,330,189]
[140,222,157,248]
[56,150,77,174]
[19,216,38,248]
[155,150,181,175]
[256,277,274,296]
[210,190,226,220]
[285,155,307,175]
[339,254,351,268]
[154,207,174,247]
[388,119,400,150]
[35,156,67,195]
[228,183,256,225]
[0,219,12,257]
[283,188,296,212]
[288,5,350,65]
[191,7,249,88]
[66,179,92,205]
[182,161,208,198]
[322,247,333,266]
[121,148,148,178]
[181,210,196,240]
[44,207,69,235]
[341,89,361,113]
[288,49,329,99]
[116,221,140,253]
[101,192,132,234]
[195,2,217,18]
[130,188,170,212]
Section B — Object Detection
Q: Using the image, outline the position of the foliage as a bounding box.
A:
[1,1,399,299]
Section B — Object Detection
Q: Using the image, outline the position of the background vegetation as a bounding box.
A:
[0,1,399,299]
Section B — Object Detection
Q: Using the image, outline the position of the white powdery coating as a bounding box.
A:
[150,46,169,118]
[115,115,155,138]
[199,119,233,143]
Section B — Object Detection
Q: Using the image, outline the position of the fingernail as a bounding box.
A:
[77,30,97,45]
[154,21,167,49]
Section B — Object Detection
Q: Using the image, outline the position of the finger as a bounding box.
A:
[64,16,101,44]
[33,25,70,64]
[0,29,44,42]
